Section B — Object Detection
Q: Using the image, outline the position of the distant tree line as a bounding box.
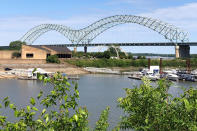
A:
[66,58,197,68]
[0,41,26,51]
[72,47,138,60]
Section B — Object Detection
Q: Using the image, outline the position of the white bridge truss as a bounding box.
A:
[20,15,189,45]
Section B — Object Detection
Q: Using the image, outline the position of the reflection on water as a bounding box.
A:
[0,74,196,129]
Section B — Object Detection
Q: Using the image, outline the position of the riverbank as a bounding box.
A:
[0,63,88,78]
[0,59,196,80]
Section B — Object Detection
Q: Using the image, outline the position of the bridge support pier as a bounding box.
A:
[175,45,190,58]
[84,46,87,54]
[74,47,77,53]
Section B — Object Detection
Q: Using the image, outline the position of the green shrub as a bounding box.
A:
[118,78,197,130]
[12,52,21,58]
[46,55,60,64]
[0,73,110,130]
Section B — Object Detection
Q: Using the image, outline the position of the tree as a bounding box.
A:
[12,52,21,58]
[128,53,133,59]
[103,51,111,59]
[9,41,26,50]
[108,47,121,57]
[46,55,60,64]
[137,55,146,59]
[118,77,197,130]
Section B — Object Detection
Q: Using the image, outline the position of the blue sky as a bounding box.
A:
[0,0,197,54]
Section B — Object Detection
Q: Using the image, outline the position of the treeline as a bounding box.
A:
[0,41,26,50]
[73,52,197,59]
[72,51,134,59]
[133,53,175,57]
[66,58,197,68]
[72,47,136,59]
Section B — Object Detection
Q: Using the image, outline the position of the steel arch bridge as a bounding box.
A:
[20,15,189,45]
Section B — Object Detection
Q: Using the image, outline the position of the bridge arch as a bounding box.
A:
[20,24,85,44]
[20,15,189,45]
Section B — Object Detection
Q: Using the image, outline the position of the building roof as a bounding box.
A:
[29,45,50,52]
[43,45,71,53]
[27,45,71,53]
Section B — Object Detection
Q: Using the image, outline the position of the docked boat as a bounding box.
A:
[128,66,160,81]
[146,74,160,81]
[166,74,179,81]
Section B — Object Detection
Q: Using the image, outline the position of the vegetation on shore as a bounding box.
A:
[66,58,197,68]
[46,55,60,64]
[72,47,134,59]
[1,74,197,130]
[118,78,197,130]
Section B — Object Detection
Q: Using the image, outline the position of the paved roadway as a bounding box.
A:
[42,42,197,47]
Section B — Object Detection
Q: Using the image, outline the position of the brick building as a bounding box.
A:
[0,45,72,60]
[21,45,72,59]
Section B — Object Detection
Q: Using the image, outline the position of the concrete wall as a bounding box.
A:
[0,50,18,59]
[21,45,48,59]
[0,59,46,64]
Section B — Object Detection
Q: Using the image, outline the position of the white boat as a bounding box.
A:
[146,74,160,81]
[27,68,53,79]
[166,74,179,81]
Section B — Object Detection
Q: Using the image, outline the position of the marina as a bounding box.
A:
[128,67,197,82]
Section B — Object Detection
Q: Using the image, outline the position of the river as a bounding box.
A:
[0,74,197,130]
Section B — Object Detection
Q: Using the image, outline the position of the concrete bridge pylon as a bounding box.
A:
[175,45,190,58]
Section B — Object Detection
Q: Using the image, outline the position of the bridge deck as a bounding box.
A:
[41,42,197,47]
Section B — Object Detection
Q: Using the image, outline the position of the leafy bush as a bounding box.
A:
[66,59,132,68]
[46,55,60,64]
[12,52,21,58]
[95,107,110,131]
[67,58,197,68]
[0,73,110,130]
[118,78,197,130]
[103,51,111,59]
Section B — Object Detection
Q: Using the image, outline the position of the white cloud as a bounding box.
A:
[0,15,107,45]
[140,2,197,31]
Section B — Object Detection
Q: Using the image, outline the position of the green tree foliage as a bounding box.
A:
[128,53,133,59]
[108,47,120,57]
[66,59,132,68]
[72,51,85,58]
[12,52,21,58]
[67,58,197,68]
[0,73,110,130]
[137,55,146,59]
[9,41,26,50]
[118,77,197,131]
[72,47,130,59]
[103,51,111,59]
[46,55,60,64]
[95,107,110,131]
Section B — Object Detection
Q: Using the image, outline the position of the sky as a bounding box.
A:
[0,0,197,54]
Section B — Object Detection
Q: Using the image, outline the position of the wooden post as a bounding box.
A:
[148,58,151,70]
[160,58,163,74]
